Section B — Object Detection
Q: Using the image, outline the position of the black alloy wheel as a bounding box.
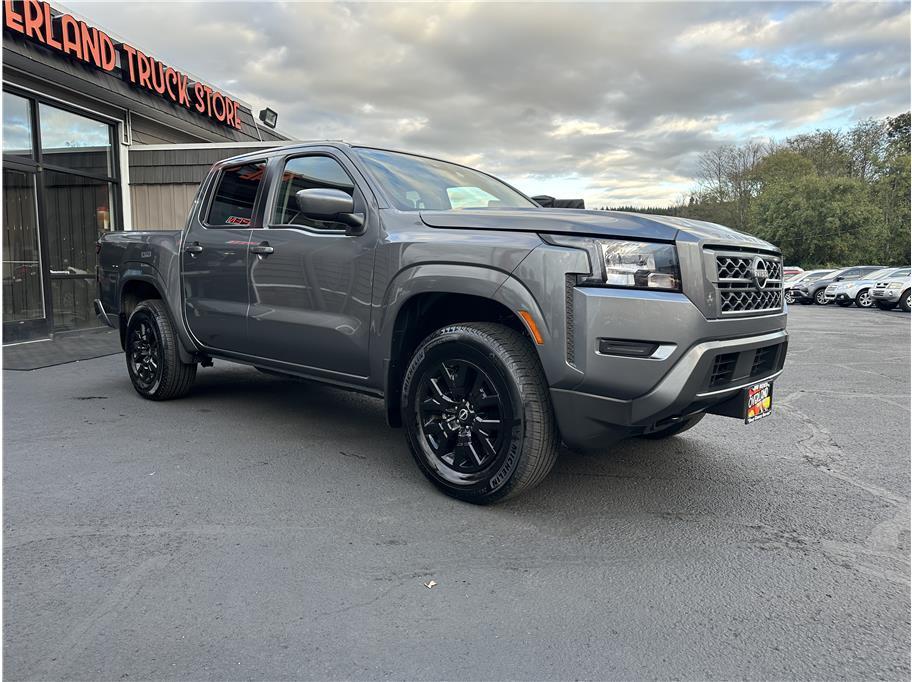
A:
[125,299,197,400]
[416,359,506,475]
[129,318,162,393]
[402,323,558,504]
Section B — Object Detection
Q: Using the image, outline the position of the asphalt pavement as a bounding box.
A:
[3,305,910,680]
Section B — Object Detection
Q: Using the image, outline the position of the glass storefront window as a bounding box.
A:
[3,92,34,160]
[2,170,45,323]
[43,170,114,273]
[39,103,114,178]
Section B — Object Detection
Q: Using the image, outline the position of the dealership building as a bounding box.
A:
[2,0,289,342]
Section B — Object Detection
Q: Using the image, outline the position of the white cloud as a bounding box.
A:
[67,1,912,207]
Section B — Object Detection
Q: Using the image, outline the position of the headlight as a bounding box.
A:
[887,282,902,290]
[543,235,681,291]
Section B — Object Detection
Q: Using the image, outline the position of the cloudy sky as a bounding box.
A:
[67,1,910,207]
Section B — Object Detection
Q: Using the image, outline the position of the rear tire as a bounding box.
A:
[875,301,897,311]
[401,322,558,504]
[125,299,196,400]
[641,413,705,440]
[854,289,874,308]
[900,291,911,313]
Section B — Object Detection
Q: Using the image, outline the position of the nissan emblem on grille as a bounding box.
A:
[751,256,769,291]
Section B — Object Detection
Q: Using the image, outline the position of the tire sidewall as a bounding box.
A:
[855,289,872,308]
[125,304,165,396]
[814,289,827,305]
[402,329,525,501]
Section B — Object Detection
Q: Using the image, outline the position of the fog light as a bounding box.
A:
[597,338,660,357]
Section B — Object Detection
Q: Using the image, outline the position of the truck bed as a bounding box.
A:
[96,230,183,320]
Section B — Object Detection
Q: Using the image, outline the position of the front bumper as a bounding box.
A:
[552,330,787,450]
[871,289,902,303]
[549,287,788,451]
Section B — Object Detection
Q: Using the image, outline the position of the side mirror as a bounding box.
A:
[834,276,844,281]
[295,188,365,233]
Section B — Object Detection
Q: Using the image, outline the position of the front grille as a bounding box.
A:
[719,288,782,314]
[709,352,738,387]
[711,250,783,316]
[717,256,782,282]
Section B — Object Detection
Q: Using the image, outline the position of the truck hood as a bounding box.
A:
[420,208,777,250]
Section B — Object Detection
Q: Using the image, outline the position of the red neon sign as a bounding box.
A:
[3,0,243,129]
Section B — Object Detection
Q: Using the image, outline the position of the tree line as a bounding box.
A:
[602,112,911,268]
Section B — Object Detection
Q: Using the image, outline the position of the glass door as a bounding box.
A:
[2,168,48,342]
[38,103,117,332]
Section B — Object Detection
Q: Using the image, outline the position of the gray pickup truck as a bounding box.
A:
[96,142,788,503]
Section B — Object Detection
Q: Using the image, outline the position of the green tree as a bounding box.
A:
[753,150,816,187]
[752,175,881,266]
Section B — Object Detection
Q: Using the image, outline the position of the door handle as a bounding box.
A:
[184,242,203,255]
[250,243,274,256]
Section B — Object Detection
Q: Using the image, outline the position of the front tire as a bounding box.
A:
[854,289,874,308]
[125,300,197,400]
[401,323,558,504]
[784,290,795,305]
[814,290,828,305]
[900,291,911,313]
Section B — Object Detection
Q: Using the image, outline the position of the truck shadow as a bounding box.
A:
[180,366,735,512]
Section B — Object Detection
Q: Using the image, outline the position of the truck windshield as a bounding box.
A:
[355,148,536,211]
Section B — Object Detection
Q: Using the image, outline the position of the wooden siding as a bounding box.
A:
[130,184,200,230]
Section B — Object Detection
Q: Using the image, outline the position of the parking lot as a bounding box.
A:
[3,305,909,680]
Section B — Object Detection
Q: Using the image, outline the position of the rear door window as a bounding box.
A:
[206,161,266,227]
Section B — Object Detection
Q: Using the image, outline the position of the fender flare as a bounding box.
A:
[374,262,551,426]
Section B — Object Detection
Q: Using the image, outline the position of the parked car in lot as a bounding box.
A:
[871,273,912,312]
[783,269,834,304]
[825,267,911,308]
[95,142,788,503]
[792,266,884,305]
[783,266,804,277]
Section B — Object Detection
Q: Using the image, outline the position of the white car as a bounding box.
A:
[871,273,912,312]
[826,267,910,308]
